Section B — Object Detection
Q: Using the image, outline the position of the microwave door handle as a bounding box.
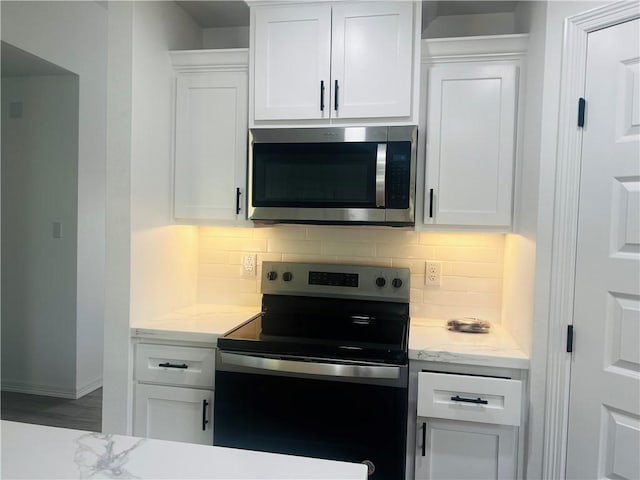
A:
[376,144,387,208]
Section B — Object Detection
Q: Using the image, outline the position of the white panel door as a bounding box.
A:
[174,70,247,221]
[253,5,331,121]
[331,2,413,119]
[415,418,517,479]
[425,62,517,227]
[566,18,640,480]
[134,384,213,445]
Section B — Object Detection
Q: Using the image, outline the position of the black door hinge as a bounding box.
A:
[578,98,586,127]
[567,325,574,353]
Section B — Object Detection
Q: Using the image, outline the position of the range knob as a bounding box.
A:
[375,277,386,288]
[267,271,278,281]
[392,278,403,288]
[282,272,293,282]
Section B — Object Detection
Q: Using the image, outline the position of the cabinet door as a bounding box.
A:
[134,384,213,445]
[425,62,518,227]
[331,2,414,119]
[174,70,247,221]
[415,419,517,480]
[253,5,331,120]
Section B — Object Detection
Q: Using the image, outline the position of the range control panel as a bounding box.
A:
[261,261,410,302]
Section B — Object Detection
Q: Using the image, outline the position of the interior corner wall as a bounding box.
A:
[423,12,518,38]
[202,26,250,48]
[129,1,202,328]
[1,1,107,398]
[1,75,79,397]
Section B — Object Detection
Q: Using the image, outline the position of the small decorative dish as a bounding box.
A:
[447,317,491,333]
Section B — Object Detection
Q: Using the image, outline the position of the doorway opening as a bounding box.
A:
[1,41,101,431]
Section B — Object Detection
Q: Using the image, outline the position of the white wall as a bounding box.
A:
[1,0,107,397]
[525,2,607,478]
[103,0,202,434]
[423,12,519,38]
[203,26,249,48]
[1,75,79,397]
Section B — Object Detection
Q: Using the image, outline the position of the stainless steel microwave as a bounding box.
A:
[248,126,417,226]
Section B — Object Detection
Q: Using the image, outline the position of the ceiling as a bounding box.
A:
[175,1,519,29]
[1,42,74,77]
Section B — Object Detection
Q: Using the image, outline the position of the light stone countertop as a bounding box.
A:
[131,304,261,343]
[131,305,529,370]
[409,318,529,369]
[1,420,367,480]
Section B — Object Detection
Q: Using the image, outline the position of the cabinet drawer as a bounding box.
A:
[135,344,215,388]
[417,371,522,426]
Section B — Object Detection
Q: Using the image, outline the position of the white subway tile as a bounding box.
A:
[268,239,321,255]
[199,249,230,265]
[452,262,504,278]
[281,253,337,263]
[434,246,502,263]
[376,243,432,259]
[321,242,376,257]
[204,237,268,253]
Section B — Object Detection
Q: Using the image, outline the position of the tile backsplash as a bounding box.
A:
[198,226,505,323]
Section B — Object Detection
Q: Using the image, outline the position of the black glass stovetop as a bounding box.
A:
[217,294,409,365]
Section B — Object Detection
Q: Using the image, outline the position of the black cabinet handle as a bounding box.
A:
[334,80,339,111]
[320,81,325,111]
[202,399,209,431]
[158,362,188,369]
[421,422,426,457]
[429,188,434,218]
[236,187,241,215]
[450,395,488,405]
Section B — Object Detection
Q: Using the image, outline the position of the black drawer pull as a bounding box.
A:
[235,187,241,215]
[202,399,209,431]
[158,362,188,369]
[320,80,325,111]
[450,395,488,405]
[421,422,426,457]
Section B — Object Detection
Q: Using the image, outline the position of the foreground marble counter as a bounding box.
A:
[132,305,529,370]
[1,421,367,479]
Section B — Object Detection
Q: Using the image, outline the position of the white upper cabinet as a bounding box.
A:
[251,2,420,126]
[253,5,331,121]
[171,49,249,224]
[422,35,527,230]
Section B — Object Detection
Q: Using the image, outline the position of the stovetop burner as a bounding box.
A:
[217,262,410,365]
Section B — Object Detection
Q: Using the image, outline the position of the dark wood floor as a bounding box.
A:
[1,388,102,432]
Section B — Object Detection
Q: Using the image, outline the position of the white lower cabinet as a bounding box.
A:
[134,384,213,445]
[416,419,517,479]
[414,370,523,479]
[133,342,215,445]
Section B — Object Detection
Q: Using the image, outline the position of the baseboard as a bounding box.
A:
[2,377,103,399]
[76,377,103,398]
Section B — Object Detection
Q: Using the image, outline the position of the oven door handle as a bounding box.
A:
[219,352,401,380]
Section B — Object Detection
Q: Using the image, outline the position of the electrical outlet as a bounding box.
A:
[425,261,441,286]
[242,254,257,277]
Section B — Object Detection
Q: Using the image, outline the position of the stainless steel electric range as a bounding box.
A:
[213,261,410,479]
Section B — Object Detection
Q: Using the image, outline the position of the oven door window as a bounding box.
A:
[214,370,407,479]
[252,143,378,208]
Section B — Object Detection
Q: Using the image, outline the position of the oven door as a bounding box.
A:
[214,351,408,479]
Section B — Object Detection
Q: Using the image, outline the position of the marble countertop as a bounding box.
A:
[132,304,528,370]
[1,420,367,479]
[409,318,529,369]
[131,304,261,343]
